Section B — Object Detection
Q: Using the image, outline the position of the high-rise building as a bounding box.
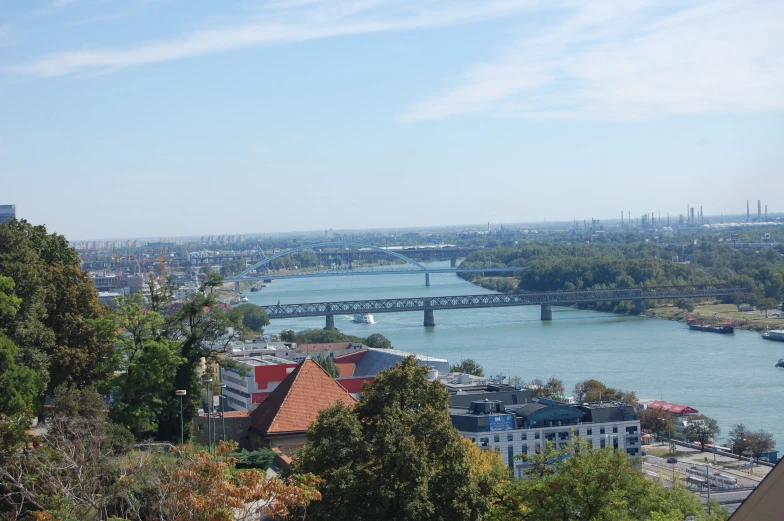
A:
[0,204,15,224]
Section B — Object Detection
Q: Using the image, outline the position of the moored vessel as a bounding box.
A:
[687,318,734,334]
[762,329,784,342]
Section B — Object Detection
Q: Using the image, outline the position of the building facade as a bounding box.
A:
[0,204,15,224]
[450,390,641,478]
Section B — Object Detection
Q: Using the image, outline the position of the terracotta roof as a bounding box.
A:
[250,359,356,435]
[335,362,356,378]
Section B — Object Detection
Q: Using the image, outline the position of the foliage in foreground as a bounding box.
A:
[0,412,320,521]
[493,438,729,521]
[295,356,506,521]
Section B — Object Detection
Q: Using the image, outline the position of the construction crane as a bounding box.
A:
[157,250,166,286]
[113,249,121,268]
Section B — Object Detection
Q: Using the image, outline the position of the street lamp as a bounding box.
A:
[217,384,227,443]
[201,375,213,454]
[175,389,187,445]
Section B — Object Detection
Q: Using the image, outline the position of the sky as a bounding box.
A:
[1,0,783,240]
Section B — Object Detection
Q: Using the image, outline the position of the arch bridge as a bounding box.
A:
[226,242,522,290]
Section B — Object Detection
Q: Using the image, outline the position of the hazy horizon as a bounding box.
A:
[2,0,783,239]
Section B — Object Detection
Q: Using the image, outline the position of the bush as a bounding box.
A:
[676,298,696,312]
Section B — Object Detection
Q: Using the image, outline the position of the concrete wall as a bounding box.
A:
[193,414,252,450]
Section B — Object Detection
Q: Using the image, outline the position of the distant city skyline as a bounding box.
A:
[1,0,782,239]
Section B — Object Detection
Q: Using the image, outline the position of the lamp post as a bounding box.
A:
[175,389,187,445]
[218,383,227,443]
[201,375,213,454]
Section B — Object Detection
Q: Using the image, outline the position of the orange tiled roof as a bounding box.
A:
[250,359,356,435]
[335,362,356,378]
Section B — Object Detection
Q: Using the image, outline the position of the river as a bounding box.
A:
[244,261,784,451]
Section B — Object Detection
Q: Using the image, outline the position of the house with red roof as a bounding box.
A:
[248,359,357,450]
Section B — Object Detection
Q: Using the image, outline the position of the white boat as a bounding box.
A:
[353,313,375,324]
[240,296,249,303]
[762,329,784,342]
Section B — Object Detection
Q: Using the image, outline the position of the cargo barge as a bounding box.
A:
[687,318,734,334]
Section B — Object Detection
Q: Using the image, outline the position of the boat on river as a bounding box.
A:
[353,313,375,324]
[762,329,784,342]
[687,318,734,334]
[775,359,784,368]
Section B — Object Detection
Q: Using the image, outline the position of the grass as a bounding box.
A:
[645,447,691,458]
[646,302,784,331]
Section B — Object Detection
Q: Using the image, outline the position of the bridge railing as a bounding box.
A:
[262,286,744,318]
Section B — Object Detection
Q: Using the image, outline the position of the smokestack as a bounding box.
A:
[667,213,670,227]
[758,200,762,222]
[621,212,624,225]
[747,200,750,222]
[765,205,768,221]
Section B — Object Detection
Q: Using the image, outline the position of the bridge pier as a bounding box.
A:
[325,314,336,330]
[634,299,646,314]
[425,273,430,287]
[450,256,457,268]
[424,309,435,327]
[234,281,240,293]
[541,304,553,321]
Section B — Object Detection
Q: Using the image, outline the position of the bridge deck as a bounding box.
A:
[227,266,523,282]
[263,285,741,318]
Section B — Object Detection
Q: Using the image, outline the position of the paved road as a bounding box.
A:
[644,455,760,488]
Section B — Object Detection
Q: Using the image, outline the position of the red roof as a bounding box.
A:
[647,400,698,415]
[250,359,356,435]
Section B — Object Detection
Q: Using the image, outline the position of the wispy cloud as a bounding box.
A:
[2,0,551,78]
[401,0,784,121]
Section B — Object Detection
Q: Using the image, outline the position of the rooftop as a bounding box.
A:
[249,359,357,436]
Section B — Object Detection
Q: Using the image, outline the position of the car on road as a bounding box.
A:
[666,457,678,463]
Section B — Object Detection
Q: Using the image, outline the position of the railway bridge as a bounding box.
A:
[261,285,742,329]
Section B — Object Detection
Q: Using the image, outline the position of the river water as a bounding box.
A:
[244,261,784,450]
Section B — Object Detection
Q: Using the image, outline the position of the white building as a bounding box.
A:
[450,389,641,478]
[174,284,201,301]
[219,355,294,411]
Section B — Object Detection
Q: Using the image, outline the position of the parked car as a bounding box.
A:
[666,457,678,464]
[641,451,647,456]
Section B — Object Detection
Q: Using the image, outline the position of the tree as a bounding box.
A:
[0,335,44,418]
[364,332,393,349]
[573,379,637,405]
[638,408,673,437]
[727,423,750,457]
[450,358,485,376]
[746,429,775,461]
[508,438,728,521]
[52,384,107,419]
[757,297,779,317]
[315,354,340,379]
[235,303,271,333]
[676,298,696,312]
[684,415,721,451]
[296,356,503,521]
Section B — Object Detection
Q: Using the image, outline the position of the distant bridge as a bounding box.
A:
[226,243,516,290]
[260,285,742,329]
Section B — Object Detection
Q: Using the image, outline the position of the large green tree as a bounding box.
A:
[296,356,503,521]
[0,220,114,398]
[234,303,270,333]
[450,358,485,376]
[684,415,721,451]
[501,439,728,521]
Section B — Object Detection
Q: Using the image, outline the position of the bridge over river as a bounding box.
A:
[261,284,742,329]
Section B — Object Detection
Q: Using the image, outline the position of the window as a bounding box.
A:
[626,426,638,434]
[586,428,592,435]
[612,426,618,434]
[479,437,489,447]
[558,431,570,440]
[507,433,514,442]
[494,435,500,443]
[507,446,514,468]
[521,445,528,454]
[600,439,606,449]
[521,433,527,441]
[535,433,540,440]
[600,427,605,435]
